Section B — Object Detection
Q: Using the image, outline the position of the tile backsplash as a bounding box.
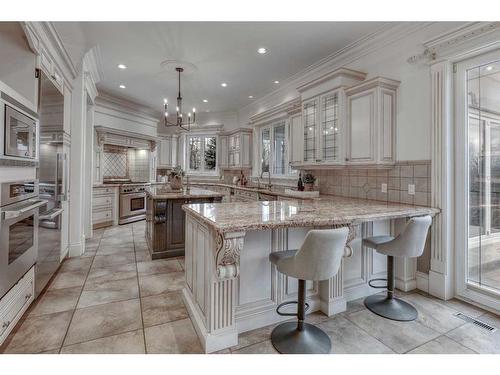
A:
[103,146,128,178]
[308,160,431,206]
[102,145,150,182]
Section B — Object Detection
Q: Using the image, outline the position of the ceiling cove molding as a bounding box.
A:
[408,22,500,64]
[249,97,301,126]
[240,22,433,115]
[22,22,78,85]
[96,91,162,123]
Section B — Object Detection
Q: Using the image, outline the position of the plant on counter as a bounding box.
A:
[303,173,316,191]
[169,166,185,190]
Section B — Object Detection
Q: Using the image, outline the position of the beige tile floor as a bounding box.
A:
[1,221,499,354]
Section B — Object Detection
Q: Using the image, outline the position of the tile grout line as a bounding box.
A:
[57,230,103,353]
[132,223,148,354]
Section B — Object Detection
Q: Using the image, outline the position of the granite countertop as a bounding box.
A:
[146,186,225,200]
[183,196,440,234]
[152,181,315,200]
[93,183,121,188]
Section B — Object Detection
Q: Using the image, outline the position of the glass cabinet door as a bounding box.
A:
[321,93,340,162]
[303,100,317,162]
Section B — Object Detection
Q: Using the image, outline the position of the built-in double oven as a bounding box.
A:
[0,181,46,299]
[1,90,39,162]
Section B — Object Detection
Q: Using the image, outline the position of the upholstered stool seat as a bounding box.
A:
[268,227,349,354]
[363,216,432,321]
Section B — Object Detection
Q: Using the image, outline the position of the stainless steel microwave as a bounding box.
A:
[1,91,39,161]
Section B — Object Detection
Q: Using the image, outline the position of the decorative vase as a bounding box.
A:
[304,183,314,191]
[170,176,182,190]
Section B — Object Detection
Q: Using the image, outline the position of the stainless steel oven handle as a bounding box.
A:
[39,208,63,221]
[2,199,47,220]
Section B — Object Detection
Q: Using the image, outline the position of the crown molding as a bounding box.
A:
[408,22,500,64]
[239,22,433,116]
[296,67,366,93]
[249,97,301,126]
[21,22,78,85]
[344,76,400,95]
[96,91,161,123]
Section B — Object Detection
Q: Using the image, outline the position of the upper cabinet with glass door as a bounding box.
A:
[291,68,399,169]
[220,128,252,170]
[291,67,366,168]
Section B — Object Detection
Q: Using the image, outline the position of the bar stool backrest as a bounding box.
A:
[378,215,432,258]
[276,227,349,281]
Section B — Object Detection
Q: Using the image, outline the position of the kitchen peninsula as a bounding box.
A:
[145,186,223,259]
[182,197,439,352]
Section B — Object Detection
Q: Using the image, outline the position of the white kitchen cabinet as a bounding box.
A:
[92,186,118,229]
[291,67,366,169]
[288,113,303,164]
[221,128,252,169]
[0,267,35,346]
[218,135,229,168]
[157,136,174,168]
[345,77,399,167]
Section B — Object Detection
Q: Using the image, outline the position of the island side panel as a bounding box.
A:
[183,212,239,353]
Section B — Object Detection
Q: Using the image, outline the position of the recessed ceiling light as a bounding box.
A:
[486,66,494,71]
[206,109,210,112]
[119,84,126,89]
[257,47,267,54]
[221,83,228,87]
[117,64,127,69]
[203,99,208,103]
[274,80,280,84]
[248,95,254,99]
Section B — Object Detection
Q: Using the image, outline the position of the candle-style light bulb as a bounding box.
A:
[163,98,168,104]
[164,112,168,117]
[188,112,191,118]
[193,107,196,113]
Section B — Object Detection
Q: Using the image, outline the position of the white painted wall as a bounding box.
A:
[237,23,466,162]
[0,22,38,108]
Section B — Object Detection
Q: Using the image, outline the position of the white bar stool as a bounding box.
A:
[363,215,432,321]
[268,227,349,354]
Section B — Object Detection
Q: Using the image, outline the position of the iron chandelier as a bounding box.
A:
[163,67,195,131]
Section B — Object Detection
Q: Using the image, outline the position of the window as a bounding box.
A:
[259,120,293,177]
[187,135,217,174]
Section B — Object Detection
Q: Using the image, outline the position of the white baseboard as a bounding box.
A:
[416,271,429,293]
[429,270,454,300]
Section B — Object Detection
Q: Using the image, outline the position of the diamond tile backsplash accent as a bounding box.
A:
[103,151,128,178]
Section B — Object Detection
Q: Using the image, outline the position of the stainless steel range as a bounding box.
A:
[0,180,46,299]
[118,182,147,225]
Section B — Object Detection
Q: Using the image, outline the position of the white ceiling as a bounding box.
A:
[56,22,390,114]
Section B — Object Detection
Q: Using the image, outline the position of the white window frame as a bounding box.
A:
[185,133,219,176]
[258,119,296,178]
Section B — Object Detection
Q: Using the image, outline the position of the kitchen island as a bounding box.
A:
[145,186,223,259]
[182,197,439,352]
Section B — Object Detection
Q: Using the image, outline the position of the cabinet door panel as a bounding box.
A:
[167,200,186,248]
[349,92,374,162]
[381,91,394,162]
[289,115,304,163]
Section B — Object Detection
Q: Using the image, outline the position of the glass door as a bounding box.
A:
[456,52,500,310]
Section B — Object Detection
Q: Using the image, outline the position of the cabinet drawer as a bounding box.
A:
[92,209,113,223]
[94,187,115,195]
[0,267,35,345]
[93,195,113,208]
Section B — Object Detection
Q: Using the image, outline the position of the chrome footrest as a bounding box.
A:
[368,278,388,289]
[276,300,310,317]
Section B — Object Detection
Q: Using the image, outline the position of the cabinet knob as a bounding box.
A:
[25,293,32,300]
[2,321,10,329]
[345,157,349,161]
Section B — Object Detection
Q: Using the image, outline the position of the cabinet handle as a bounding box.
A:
[2,321,10,329]
[345,158,349,161]
[25,293,32,300]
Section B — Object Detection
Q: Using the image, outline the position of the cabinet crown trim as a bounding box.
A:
[249,97,301,126]
[297,67,367,93]
[345,76,400,95]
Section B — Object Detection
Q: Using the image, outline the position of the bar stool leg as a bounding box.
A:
[364,256,418,321]
[271,280,331,354]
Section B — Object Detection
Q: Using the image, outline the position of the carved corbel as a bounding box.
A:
[214,231,245,280]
